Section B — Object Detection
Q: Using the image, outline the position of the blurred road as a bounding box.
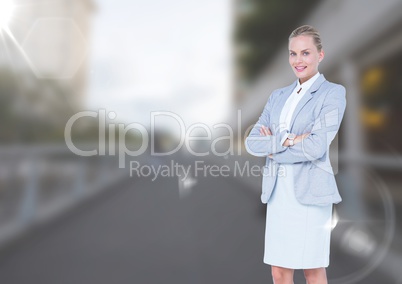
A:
[0,153,397,284]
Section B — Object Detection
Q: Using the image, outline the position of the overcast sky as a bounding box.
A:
[87,0,232,130]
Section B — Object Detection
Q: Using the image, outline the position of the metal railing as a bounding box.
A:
[0,144,127,247]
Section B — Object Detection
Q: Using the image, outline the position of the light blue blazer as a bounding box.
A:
[245,74,346,206]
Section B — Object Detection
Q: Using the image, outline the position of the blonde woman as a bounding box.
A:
[245,25,346,284]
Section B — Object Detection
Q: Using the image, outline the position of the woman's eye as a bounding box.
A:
[303,52,309,55]
[290,53,295,56]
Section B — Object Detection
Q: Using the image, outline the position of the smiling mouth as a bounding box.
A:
[295,66,307,72]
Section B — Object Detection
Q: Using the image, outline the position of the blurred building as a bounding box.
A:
[0,0,96,108]
[232,0,320,103]
[234,0,402,169]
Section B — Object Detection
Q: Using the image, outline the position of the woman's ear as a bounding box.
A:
[319,49,325,63]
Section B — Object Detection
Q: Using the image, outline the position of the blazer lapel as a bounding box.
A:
[271,80,297,130]
[288,74,327,130]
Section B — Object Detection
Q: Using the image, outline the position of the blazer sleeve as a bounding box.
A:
[244,90,289,157]
[270,84,346,164]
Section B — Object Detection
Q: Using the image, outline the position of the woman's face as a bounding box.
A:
[288,35,324,84]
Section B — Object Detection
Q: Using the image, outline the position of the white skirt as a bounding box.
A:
[263,163,333,269]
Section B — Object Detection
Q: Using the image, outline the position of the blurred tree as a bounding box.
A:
[0,69,80,143]
[234,0,320,86]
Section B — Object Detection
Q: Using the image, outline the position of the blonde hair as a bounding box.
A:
[289,25,322,52]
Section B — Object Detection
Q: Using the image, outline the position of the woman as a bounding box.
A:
[245,25,347,284]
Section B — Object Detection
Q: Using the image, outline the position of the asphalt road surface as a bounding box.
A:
[0,154,397,284]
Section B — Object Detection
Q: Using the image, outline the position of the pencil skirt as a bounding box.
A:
[263,163,333,269]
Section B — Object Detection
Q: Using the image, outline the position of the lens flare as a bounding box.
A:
[0,0,15,29]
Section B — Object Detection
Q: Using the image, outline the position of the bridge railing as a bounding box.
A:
[0,144,127,247]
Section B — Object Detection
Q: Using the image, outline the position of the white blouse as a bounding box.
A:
[279,72,321,145]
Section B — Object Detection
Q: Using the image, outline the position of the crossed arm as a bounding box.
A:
[244,90,290,157]
[245,85,346,164]
[260,125,310,149]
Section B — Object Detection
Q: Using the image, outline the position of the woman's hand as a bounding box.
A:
[259,125,273,158]
[282,132,311,147]
[270,132,311,158]
[261,126,273,158]
[260,125,272,136]
[262,127,310,158]
[295,133,311,144]
[299,132,310,141]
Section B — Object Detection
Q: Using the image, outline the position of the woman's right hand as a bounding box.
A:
[260,125,272,136]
